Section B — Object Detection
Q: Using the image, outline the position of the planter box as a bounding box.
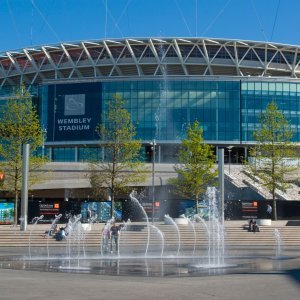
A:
[257,219,272,226]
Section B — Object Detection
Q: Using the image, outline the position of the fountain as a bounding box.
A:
[206,187,225,267]
[100,220,113,256]
[274,228,283,258]
[129,191,150,257]
[155,42,168,141]
[150,224,164,257]
[164,215,181,257]
[0,187,299,277]
[28,215,44,258]
[45,213,62,258]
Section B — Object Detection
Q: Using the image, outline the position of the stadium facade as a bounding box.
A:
[0,38,300,221]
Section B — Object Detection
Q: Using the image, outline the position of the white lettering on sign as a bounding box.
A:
[59,125,90,131]
[57,118,91,124]
[57,118,92,132]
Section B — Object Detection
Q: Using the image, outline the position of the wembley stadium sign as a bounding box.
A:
[47,82,102,142]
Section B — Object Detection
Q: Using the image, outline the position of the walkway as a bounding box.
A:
[0,267,299,300]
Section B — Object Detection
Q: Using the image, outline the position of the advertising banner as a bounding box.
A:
[39,202,61,220]
[241,201,258,219]
[0,201,14,224]
[47,82,102,142]
[81,201,123,223]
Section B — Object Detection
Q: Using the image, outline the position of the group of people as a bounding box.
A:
[248,219,260,232]
[43,223,69,241]
[101,221,123,254]
[245,204,273,233]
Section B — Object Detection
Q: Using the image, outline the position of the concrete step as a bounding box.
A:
[1,224,300,248]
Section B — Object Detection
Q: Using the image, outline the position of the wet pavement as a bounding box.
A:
[0,250,300,278]
[1,238,300,299]
[0,267,299,300]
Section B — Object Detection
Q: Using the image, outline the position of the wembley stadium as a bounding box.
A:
[0,37,299,221]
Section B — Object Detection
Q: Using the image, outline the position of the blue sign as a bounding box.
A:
[47,82,102,142]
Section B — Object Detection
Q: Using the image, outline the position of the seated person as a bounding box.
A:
[248,219,254,232]
[43,224,59,238]
[54,227,66,241]
[252,220,260,232]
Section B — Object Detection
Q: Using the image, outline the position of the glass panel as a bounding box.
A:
[34,79,300,155]
[78,147,102,162]
[52,148,75,162]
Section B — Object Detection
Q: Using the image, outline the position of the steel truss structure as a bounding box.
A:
[1,37,300,87]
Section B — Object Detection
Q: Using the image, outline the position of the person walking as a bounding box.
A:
[110,222,120,253]
[267,204,272,218]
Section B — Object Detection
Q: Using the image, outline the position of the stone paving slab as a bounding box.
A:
[0,268,299,300]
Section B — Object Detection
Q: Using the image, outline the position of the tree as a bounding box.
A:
[248,101,297,220]
[88,94,146,219]
[0,85,46,225]
[168,121,217,215]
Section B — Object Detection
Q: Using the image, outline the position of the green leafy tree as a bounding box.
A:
[0,85,46,225]
[248,101,297,220]
[89,94,146,218]
[169,121,217,215]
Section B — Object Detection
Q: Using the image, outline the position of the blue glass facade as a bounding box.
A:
[241,81,300,142]
[38,79,300,162]
[103,81,240,142]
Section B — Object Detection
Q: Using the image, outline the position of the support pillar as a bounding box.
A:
[244,146,248,161]
[20,144,30,231]
[218,148,224,225]
[151,139,156,223]
[158,145,161,163]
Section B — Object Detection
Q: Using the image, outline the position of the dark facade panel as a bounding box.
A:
[46,82,102,142]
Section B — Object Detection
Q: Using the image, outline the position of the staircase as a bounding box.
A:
[225,166,300,201]
[0,223,300,251]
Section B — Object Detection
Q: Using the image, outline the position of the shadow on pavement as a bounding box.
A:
[286,269,300,285]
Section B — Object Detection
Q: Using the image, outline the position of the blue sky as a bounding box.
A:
[0,0,299,52]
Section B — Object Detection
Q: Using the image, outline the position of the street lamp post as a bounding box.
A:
[42,128,47,158]
[150,139,156,224]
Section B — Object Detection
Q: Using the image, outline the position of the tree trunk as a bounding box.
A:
[195,195,199,215]
[110,189,115,220]
[272,192,277,221]
[271,151,277,220]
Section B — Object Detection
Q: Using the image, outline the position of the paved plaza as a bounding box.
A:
[0,221,299,299]
[0,222,300,300]
[0,267,299,300]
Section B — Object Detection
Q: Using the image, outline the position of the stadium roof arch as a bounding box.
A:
[1,37,300,87]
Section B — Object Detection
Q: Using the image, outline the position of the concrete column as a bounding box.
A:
[244,146,248,161]
[20,144,30,231]
[75,146,78,162]
[151,140,156,223]
[158,145,161,163]
[218,148,224,225]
